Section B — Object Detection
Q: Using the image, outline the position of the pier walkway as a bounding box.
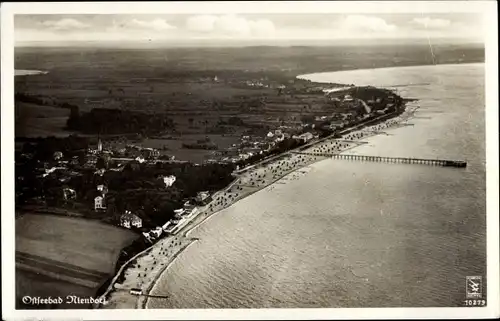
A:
[291,152,467,168]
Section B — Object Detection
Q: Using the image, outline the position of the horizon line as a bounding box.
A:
[15,37,485,49]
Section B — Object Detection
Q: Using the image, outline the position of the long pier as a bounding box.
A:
[332,139,369,144]
[291,152,467,168]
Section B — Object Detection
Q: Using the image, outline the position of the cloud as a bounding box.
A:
[412,17,451,29]
[40,18,90,31]
[186,14,275,37]
[128,18,176,31]
[340,15,397,32]
[248,19,276,36]
[186,15,218,32]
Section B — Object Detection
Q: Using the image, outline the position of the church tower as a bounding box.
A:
[97,133,102,153]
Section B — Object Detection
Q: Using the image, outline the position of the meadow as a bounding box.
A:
[15,213,138,308]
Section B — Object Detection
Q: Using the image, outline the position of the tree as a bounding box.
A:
[96,156,107,169]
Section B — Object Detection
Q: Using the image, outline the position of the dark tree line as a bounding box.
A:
[66,107,175,136]
[18,135,89,161]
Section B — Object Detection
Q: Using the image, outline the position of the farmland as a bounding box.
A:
[15,213,138,309]
[15,43,484,162]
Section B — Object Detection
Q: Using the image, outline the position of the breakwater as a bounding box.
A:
[291,152,467,168]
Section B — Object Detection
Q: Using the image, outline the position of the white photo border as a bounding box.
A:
[2,1,498,320]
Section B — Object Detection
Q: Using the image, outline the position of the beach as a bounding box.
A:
[100,102,418,309]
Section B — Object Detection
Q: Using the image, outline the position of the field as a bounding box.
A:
[16,269,97,309]
[14,43,485,162]
[15,213,138,308]
[15,101,73,137]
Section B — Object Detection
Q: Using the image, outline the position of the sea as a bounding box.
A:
[147,63,486,308]
[15,69,48,76]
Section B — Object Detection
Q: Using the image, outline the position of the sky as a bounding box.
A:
[14,13,485,46]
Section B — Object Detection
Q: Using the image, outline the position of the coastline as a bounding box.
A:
[136,238,199,309]
[15,69,48,76]
[297,62,485,83]
[99,99,419,309]
[96,55,427,307]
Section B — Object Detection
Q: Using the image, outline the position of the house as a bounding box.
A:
[274,134,285,143]
[94,168,106,176]
[70,156,79,166]
[42,167,60,178]
[120,211,142,229]
[63,188,76,200]
[97,184,108,195]
[330,120,345,130]
[196,191,210,204]
[85,155,98,167]
[183,200,197,211]
[185,208,199,218]
[293,132,314,143]
[343,94,354,101]
[162,221,172,232]
[239,153,250,160]
[142,148,160,159]
[135,156,146,163]
[164,222,177,234]
[341,113,355,121]
[94,195,106,211]
[150,226,163,238]
[53,151,63,161]
[161,175,176,188]
[116,148,126,156]
[142,231,153,243]
[174,208,185,218]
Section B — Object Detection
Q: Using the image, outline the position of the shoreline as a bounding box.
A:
[296,61,485,82]
[99,75,420,309]
[137,238,199,309]
[15,69,49,76]
[132,104,420,309]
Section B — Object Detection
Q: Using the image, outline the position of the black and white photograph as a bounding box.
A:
[1,1,499,320]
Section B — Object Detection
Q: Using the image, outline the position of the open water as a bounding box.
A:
[148,63,486,308]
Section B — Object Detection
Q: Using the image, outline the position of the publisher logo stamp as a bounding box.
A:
[466,276,482,299]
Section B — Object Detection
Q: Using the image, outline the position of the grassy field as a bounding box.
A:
[15,213,138,308]
[16,213,138,273]
[15,101,73,137]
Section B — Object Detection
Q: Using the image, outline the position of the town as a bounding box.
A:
[15,78,405,252]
